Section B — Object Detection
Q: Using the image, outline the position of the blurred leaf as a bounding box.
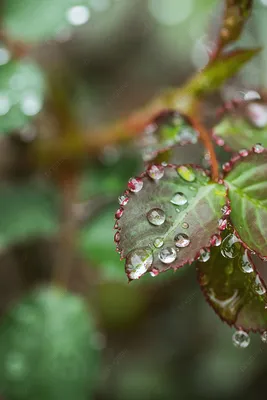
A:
[197,228,267,332]
[2,0,91,42]
[0,60,45,134]
[0,286,99,400]
[225,151,267,257]
[0,182,58,250]
[213,101,267,151]
[216,0,253,53]
[116,165,227,280]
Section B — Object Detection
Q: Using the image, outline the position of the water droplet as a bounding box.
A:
[210,234,222,247]
[261,331,267,343]
[161,161,168,167]
[128,177,143,193]
[20,92,42,116]
[177,165,196,182]
[125,248,153,280]
[198,248,210,262]
[244,90,261,101]
[189,185,197,191]
[66,5,90,26]
[175,233,190,248]
[171,192,188,206]
[232,330,250,349]
[0,46,10,66]
[175,208,181,213]
[221,204,231,216]
[252,275,266,295]
[221,234,240,259]
[159,247,177,264]
[114,232,120,243]
[115,208,124,219]
[147,208,165,226]
[147,164,164,180]
[154,237,164,248]
[239,149,249,157]
[182,222,189,229]
[118,195,129,206]
[218,218,227,231]
[222,162,231,172]
[114,221,119,229]
[252,143,264,154]
[240,250,253,273]
[150,268,159,277]
[247,103,267,128]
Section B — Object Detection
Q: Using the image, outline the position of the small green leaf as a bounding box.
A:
[2,0,91,43]
[0,60,45,134]
[225,150,267,257]
[0,182,58,250]
[116,165,227,280]
[197,228,267,332]
[0,287,99,400]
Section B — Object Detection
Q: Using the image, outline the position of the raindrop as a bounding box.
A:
[240,250,253,273]
[198,248,210,262]
[154,237,164,248]
[232,330,250,349]
[128,177,143,193]
[221,233,240,259]
[20,92,42,116]
[252,143,264,154]
[118,195,129,206]
[0,93,11,115]
[239,149,249,157]
[150,268,159,277]
[210,234,222,247]
[114,232,120,243]
[115,208,124,219]
[161,161,168,167]
[222,162,231,172]
[177,165,196,182]
[182,222,189,229]
[126,248,153,280]
[261,331,267,344]
[247,103,267,128]
[66,5,90,26]
[147,164,164,180]
[159,247,177,264]
[221,204,231,216]
[147,208,166,226]
[171,192,188,206]
[252,275,266,295]
[244,90,261,101]
[218,218,227,231]
[175,233,190,248]
[0,46,10,66]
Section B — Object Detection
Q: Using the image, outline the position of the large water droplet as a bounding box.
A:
[261,331,267,344]
[177,165,196,182]
[221,234,241,259]
[198,248,210,263]
[159,247,177,264]
[252,275,266,295]
[118,195,129,206]
[232,330,250,349]
[125,248,153,280]
[147,164,164,180]
[253,143,264,154]
[128,177,143,193]
[147,208,166,226]
[175,233,190,248]
[171,192,188,206]
[154,237,164,248]
[66,5,90,26]
[240,250,253,273]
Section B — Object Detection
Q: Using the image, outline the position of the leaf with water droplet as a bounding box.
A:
[115,164,228,279]
[213,100,267,152]
[197,228,267,332]
[224,151,267,257]
[0,287,99,400]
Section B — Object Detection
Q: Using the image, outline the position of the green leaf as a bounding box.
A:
[138,111,198,163]
[213,101,267,151]
[0,286,99,400]
[0,60,46,134]
[197,228,267,332]
[115,164,228,280]
[0,182,58,250]
[225,150,267,257]
[2,0,91,43]
[216,0,253,53]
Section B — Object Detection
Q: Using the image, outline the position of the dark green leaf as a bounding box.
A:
[116,164,228,280]
[197,228,267,332]
[225,150,267,257]
[0,286,99,400]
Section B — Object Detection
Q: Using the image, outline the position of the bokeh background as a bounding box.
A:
[0,0,267,399]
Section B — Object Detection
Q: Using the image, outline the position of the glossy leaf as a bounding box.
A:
[137,111,198,163]
[2,0,91,43]
[213,100,267,151]
[0,287,99,400]
[0,182,58,249]
[115,165,227,280]
[0,60,45,134]
[197,228,267,332]
[216,0,253,53]
[225,150,267,257]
